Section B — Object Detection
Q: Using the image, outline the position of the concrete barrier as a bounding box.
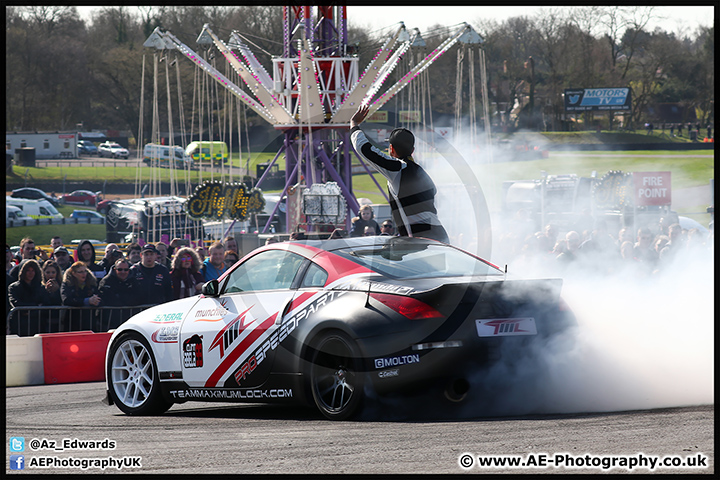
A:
[6,335,45,387]
[40,331,112,385]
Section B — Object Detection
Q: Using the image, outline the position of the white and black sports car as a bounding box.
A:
[105,236,575,420]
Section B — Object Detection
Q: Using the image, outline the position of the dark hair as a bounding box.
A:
[389,128,415,158]
[127,242,141,253]
[41,260,61,283]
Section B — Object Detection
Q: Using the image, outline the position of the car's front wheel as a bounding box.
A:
[107,332,172,415]
[309,331,364,420]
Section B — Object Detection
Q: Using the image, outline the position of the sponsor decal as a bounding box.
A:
[169,388,292,399]
[374,354,420,369]
[378,369,399,378]
[183,335,204,368]
[208,306,254,358]
[475,318,537,337]
[149,312,183,323]
[151,325,179,343]
[335,278,415,295]
[194,300,231,320]
[232,290,346,386]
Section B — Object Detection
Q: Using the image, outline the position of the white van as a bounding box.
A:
[6,205,31,222]
[6,197,64,219]
[143,143,194,169]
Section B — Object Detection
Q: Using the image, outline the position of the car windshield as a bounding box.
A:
[334,240,502,279]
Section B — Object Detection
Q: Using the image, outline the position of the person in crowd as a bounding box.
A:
[224,250,240,269]
[129,244,172,306]
[363,225,376,236]
[8,259,47,336]
[156,242,171,269]
[75,240,105,280]
[653,235,670,258]
[200,241,227,282]
[53,246,72,273]
[97,258,139,330]
[126,242,142,265]
[41,260,63,307]
[6,244,16,274]
[195,244,207,262]
[223,236,239,254]
[350,204,380,237]
[616,227,634,251]
[351,105,449,243]
[50,236,63,252]
[170,247,205,299]
[539,224,559,253]
[380,220,396,236]
[98,243,123,275]
[61,261,101,331]
[9,237,49,283]
[555,231,581,267]
[632,227,658,265]
[577,219,617,273]
[40,260,63,332]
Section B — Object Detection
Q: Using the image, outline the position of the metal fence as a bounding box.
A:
[6,304,158,336]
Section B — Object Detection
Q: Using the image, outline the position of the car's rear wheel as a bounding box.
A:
[309,331,364,420]
[107,332,171,415]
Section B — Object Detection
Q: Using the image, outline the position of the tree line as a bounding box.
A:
[5,6,714,144]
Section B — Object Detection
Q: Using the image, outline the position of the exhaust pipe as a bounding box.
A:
[444,378,470,402]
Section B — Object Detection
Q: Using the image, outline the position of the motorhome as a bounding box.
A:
[6,197,64,219]
[143,143,194,169]
[185,141,228,165]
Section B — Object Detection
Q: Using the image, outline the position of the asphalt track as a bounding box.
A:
[6,381,713,474]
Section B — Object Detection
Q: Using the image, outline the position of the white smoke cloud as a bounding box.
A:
[412,133,714,417]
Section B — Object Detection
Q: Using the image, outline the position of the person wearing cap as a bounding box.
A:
[53,246,72,272]
[350,105,449,243]
[129,244,172,306]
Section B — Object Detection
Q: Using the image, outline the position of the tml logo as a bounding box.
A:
[476,318,537,337]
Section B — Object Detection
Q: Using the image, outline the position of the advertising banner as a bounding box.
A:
[564,88,632,112]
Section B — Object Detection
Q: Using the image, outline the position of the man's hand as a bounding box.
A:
[350,104,370,128]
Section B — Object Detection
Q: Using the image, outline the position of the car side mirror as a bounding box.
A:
[202,279,220,297]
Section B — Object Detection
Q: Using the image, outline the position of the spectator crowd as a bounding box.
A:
[6,235,243,335]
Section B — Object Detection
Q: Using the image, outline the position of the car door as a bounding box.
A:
[180,249,307,389]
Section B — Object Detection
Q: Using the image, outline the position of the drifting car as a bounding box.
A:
[98,142,129,159]
[61,189,99,206]
[105,236,575,420]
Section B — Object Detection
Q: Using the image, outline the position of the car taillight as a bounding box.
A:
[369,293,444,320]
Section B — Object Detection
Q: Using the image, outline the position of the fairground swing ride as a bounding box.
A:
[137,5,489,244]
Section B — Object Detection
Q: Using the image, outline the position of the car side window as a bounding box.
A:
[300,262,328,288]
[224,250,306,293]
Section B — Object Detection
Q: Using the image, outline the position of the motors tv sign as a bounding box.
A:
[633,171,671,206]
[564,88,632,111]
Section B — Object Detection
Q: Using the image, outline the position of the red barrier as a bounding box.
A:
[40,331,112,384]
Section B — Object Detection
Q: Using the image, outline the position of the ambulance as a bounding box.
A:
[184,141,228,165]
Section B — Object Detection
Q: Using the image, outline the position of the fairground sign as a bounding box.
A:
[186,181,265,220]
[564,88,632,112]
